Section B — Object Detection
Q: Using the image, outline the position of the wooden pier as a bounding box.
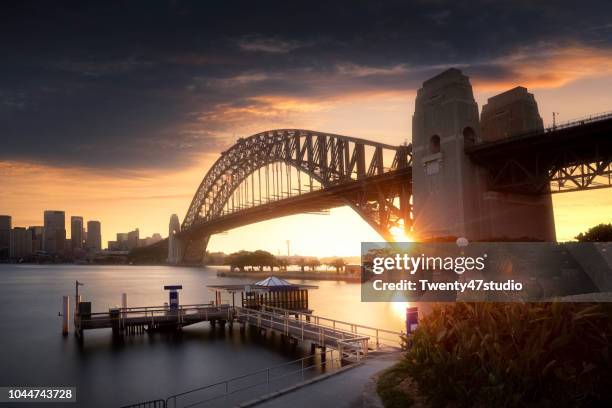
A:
[73,302,402,361]
[74,303,233,338]
[69,277,401,359]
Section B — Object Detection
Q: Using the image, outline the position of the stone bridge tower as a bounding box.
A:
[412,68,555,241]
[167,214,182,264]
[412,68,484,239]
[478,86,555,240]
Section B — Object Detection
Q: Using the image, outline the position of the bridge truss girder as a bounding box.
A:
[180,130,412,259]
[468,116,612,195]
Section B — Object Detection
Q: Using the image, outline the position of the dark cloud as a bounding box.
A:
[1,0,611,170]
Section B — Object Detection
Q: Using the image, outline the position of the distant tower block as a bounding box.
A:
[479,87,555,241]
[412,68,485,240]
[167,214,183,264]
[481,86,544,142]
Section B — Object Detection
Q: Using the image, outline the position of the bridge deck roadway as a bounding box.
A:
[466,115,612,159]
[180,167,411,239]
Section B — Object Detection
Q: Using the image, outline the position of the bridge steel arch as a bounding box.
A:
[178,129,412,262]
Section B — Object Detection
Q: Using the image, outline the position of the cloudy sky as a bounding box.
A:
[2,0,612,254]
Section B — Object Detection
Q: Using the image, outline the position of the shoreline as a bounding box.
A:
[217,269,360,282]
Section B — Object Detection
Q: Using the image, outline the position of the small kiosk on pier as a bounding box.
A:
[207,276,317,313]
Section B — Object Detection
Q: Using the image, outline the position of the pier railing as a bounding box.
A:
[253,305,403,350]
[235,306,371,359]
[75,303,403,352]
[163,349,341,408]
[75,303,233,331]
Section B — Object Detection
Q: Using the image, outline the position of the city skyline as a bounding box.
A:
[2,1,612,256]
[0,211,164,252]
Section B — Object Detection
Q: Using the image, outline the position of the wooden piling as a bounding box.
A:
[121,293,128,319]
[62,296,70,335]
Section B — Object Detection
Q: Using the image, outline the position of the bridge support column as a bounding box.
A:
[412,68,486,240]
[167,214,183,265]
[479,87,555,241]
[167,212,210,265]
[412,69,556,241]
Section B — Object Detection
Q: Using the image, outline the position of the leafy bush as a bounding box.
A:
[403,303,612,407]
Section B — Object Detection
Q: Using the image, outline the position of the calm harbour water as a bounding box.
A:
[0,264,410,407]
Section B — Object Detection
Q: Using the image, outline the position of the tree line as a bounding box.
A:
[223,250,347,273]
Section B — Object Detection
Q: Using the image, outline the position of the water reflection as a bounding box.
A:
[0,264,412,407]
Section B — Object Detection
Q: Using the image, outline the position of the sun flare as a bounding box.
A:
[390,301,411,320]
[390,226,413,242]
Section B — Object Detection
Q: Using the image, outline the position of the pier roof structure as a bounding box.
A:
[207,276,318,293]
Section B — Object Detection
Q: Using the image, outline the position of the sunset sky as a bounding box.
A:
[2,1,612,256]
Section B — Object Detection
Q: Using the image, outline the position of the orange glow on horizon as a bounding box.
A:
[3,55,612,255]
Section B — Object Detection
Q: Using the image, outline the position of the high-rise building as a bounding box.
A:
[140,233,163,247]
[10,227,30,259]
[127,228,139,251]
[86,220,101,252]
[0,215,11,260]
[27,226,44,253]
[71,216,84,250]
[43,210,66,254]
[112,229,140,251]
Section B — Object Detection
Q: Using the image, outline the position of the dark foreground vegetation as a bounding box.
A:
[575,223,612,242]
[379,302,612,408]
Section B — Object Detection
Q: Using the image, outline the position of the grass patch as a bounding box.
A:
[377,359,414,408]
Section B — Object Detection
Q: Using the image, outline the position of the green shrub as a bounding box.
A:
[404,303,612,407]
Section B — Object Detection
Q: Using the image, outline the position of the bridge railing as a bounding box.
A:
[544,110,612,132]
[488,110,612,143]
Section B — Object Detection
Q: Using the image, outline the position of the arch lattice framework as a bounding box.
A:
[181,129,413,257]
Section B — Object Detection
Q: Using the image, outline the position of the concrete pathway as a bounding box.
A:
[254,352,402,408]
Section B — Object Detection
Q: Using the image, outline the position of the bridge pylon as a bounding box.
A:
[412,68,556,241]
[412,68,485,240]
[167,214,183,265]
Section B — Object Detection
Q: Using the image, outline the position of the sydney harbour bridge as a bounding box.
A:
[167,68,612,264]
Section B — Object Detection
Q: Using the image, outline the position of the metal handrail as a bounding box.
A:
[234,308,371,341]
[543,110,612,132]
[470,110,612,151]
[115,303,217,311]
[82,306,229,320]
[259,305,402,335]
[87,303,227,316]
[165,349,341,408]
[121,399,166,408]
[250,305,403,348]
